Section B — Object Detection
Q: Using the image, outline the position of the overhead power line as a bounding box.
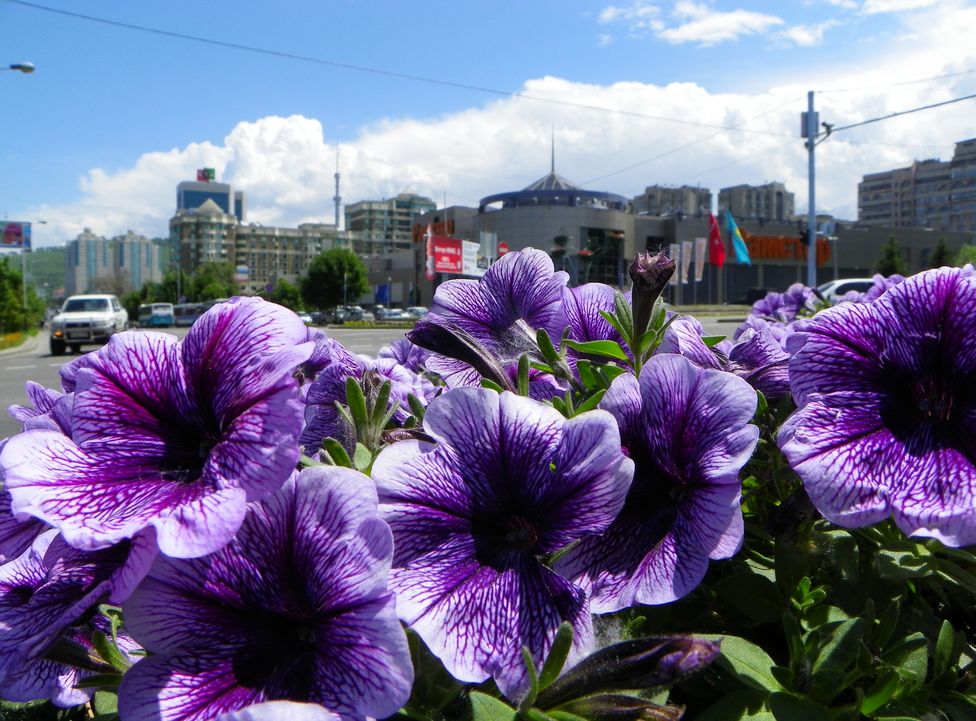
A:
[824,92,976,136]
[4,0,793,138]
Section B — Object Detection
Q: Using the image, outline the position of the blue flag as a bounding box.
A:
[725,210,751,265]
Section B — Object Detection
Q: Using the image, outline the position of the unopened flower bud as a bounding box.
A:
[535,635,720,710]
[629,252,675,339]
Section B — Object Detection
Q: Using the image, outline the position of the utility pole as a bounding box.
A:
[802,91,819,289]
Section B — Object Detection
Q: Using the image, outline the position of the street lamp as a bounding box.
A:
[5,62,34,74]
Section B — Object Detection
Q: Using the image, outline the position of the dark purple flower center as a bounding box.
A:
[472,512,542,568]
[159,424,221,485]
[6,585,35,605]
[231,606,318,699]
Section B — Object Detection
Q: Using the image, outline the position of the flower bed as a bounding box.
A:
[0,251,973,720]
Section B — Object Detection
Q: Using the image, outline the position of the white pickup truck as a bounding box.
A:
[49,294,128,356]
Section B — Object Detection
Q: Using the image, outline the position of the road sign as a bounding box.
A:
[498,242,510,256]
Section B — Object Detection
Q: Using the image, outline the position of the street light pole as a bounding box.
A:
[4,62,34,74]
[803,91,819,289]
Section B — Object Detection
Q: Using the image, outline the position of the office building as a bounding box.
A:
[65,229,163,295]
[345,192,437,255]
[177,180,247,221]
[718,182,794,223]
[858,138,976,232]
[632,185,712,218]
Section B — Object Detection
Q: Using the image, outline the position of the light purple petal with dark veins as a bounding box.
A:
[0,655,90,708]
[389,550,590,700]
[119,654,264,721]
[657,316,722,370]
[726,326,790,401]
[563,283,621,343]
[0,492,48,564]
[217,701,340,721]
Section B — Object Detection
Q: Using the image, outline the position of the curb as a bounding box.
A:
[0,330,44,357]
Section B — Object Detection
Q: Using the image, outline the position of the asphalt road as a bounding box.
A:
[0,316,741,441]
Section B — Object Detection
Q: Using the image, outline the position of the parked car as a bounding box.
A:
[817,278,876,303]
[49,294,128,356]
[173,302,203,328]
[297,312,313,325]
[406,306,429,318]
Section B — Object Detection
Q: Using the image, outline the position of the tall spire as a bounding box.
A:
[333,144,342,229]
[551,124,555,174]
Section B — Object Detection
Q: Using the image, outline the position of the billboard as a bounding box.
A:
[197,167,216,182]
[234,264,249,283]
[431,236,463,274]
[1,221,31,250]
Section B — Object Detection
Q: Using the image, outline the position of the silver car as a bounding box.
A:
[49,294,128,356]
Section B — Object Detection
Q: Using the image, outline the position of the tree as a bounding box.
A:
[955,244,976,267]
[266,278,304,311]
[875,235,908,276]
[188,262,236,302]
[929,237,953,268]
[0,257,43,332]
[301,248,370,311]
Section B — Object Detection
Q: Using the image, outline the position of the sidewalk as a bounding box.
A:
[0,330,44,357]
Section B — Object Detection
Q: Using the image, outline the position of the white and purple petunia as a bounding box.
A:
[779,266,976,547]
[555,354,759,612]
[0,528,153,706]
[119,466,412,721]
[372,387,633,700]
[0,297,313,559]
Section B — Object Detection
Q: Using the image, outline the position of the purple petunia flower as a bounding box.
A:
[779,266,976,546]
[555,354,758,611]
[414,248,569,388]
[301,352,435,455]
[751,283,818,323]
[0,297,313,559]
[378,337,432,374]
[372,387,633,700]
[0,528,154,706]
[119,466,412,721]
[563,283,623,345]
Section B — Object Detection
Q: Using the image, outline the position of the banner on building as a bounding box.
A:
[1,221,31,250]
[462,240,485,277]
[694,237,706,282]
[681,240,693,285]
[669,243,681,285]
[234,264,249,283]
[432,236,463,274]
[197,168,216,183]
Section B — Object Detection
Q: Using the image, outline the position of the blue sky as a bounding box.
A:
[2,0,974,248]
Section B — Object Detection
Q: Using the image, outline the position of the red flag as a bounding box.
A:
[708,212,726,268]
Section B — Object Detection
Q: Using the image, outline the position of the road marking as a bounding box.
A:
[4,365,35,371]
[48,362,69,367]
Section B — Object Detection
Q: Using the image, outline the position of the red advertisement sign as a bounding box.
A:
[431,236,463,273]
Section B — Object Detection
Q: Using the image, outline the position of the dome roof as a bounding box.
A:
[522,172,583,192]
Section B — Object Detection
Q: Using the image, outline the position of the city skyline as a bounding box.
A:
[3,0,975,249]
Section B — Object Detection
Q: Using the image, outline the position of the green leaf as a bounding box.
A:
[884,632,927,687]
[702,634,784,693]
[573,389,606,415]
[520,646,541,710]
[934,619,956,676]
[539,623,574,690]
[353,442,372,472]
[321,437,352,467]
[808,619,865,703]
[345,376,369,432]
[371,380,393,427]
[72,672,124,689]
[694,688,768,721]
[91,631,131,672]
[613,290,635,340]
[93,690,119,714]
[545,712,589,721]
[768,692,832,721]
[407,393,427,422]
[562,339,630,362]
[470,691,517,721]
[859,671,899,716]
[517,354,531,397]
[536,328,560,365]
[716,573,783,623]
[873,601,900,650]
[598,310,633,353]
[480,378,506,393]
[701,334,726,347]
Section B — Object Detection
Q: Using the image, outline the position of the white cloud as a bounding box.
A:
[597,1,663,35]
[597,33,616,46]
[22,3,976,248]
[861,0,939,14]
[776,20,841,47]
[658,2,784,46]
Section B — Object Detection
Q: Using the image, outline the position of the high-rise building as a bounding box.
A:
[232,223,347,294]
[718,182,794,223]
[345,192,437,254]
[857,138,976,232]
[169,199,238,275]
[631,185,712,218]
[65,229,162,295]
[177,180,247,221]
